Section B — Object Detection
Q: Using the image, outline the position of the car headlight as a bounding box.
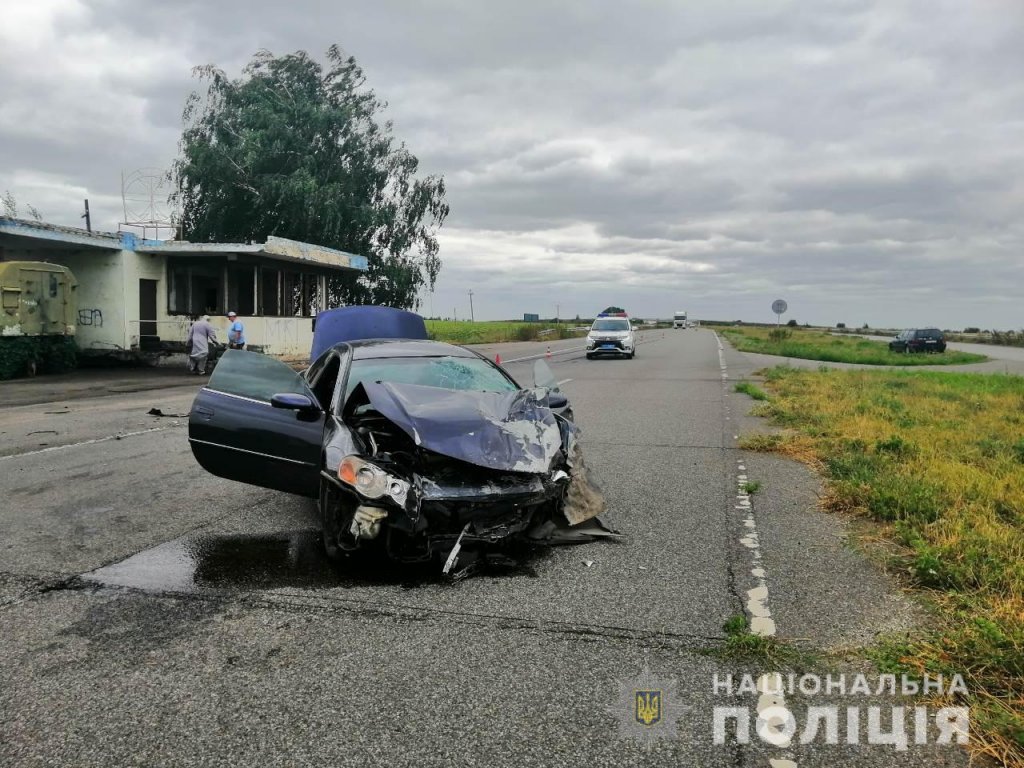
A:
[338,455,408,504]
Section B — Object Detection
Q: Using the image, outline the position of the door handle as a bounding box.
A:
[193,406,214,421]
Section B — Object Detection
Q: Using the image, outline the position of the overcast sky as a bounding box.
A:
[2,0,1023,328]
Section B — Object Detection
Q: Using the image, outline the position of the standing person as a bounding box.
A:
[186,315,218,375]
[227,311,246,350]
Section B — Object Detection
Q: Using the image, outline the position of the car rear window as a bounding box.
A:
[917,329,943,339]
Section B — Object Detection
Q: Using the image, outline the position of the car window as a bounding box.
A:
[344,356,518,400]
[310,353,343,411]
[304,349,332,386]
[592,319,630,331]
[207,349,313,403]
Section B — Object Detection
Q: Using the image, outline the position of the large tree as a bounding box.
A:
[172,46,448,309]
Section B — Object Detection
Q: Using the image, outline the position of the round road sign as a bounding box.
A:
[771,299,788,315]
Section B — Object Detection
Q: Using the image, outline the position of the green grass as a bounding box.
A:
[713,614,806,667]
[722,326,987,366]
[743,366,1024,762]
[741,480,761,494]
[734,380,769,400]
[424,320,587,345]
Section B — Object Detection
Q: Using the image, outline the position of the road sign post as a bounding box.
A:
[772,299,788,329]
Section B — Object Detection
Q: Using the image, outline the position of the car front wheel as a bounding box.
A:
[320,479,344,560]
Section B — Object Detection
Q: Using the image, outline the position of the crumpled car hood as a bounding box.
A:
[352,382,566,474]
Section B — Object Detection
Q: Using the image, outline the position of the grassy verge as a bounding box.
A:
[735,380,769,400]
[722,326,987,366]
[425,320,587,345]
[743,366,1024,762]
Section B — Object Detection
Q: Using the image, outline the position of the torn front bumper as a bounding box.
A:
[325,461,574,559]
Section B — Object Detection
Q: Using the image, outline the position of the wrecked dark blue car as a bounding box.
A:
[188,307,607,568]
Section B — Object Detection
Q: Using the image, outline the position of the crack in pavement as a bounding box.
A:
[33,577,729,652]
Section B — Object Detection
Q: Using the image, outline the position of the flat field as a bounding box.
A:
[723,327,987,366]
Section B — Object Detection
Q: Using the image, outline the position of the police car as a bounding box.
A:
[585,312,635,359]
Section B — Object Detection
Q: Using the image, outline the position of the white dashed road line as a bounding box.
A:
[716,332,778,637]
[717,332,797,766]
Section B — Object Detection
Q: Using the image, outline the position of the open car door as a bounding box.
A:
[189,350,324,497]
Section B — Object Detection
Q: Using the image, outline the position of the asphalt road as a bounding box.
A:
[0,331,971,767]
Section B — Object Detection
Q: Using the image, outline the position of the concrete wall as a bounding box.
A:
[231,315,315,359]
[3,247,131,353]
[157,313,314,359]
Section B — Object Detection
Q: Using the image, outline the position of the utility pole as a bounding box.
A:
[81,199,92,232]
[556,303,560,324]
[468,290,475,322]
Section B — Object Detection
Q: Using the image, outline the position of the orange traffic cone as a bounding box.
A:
[495,352,502,365]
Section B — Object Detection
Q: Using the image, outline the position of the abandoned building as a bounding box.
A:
[0,216,368,358]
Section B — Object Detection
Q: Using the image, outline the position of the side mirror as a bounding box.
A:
[546,393,569,410]
[270,393,318,412]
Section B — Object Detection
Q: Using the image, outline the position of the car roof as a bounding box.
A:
[336,338,480,360]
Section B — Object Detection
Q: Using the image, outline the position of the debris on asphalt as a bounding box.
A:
[528,516,622,544]
[147,407,187,417]
[442,523,472,574]
[562,445,607,525]
[582,559,595,568]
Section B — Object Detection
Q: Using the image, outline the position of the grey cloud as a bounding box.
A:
[775,168,970,220]
[2,0,1023,329]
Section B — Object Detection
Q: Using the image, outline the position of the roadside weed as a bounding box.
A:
[743,366,1024,762]
[715,614,806,667]
[735,381,769,400]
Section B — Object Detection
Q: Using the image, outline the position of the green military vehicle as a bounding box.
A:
[0,261,78,378]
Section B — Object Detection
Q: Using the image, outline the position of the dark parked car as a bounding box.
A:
[188,307,603,569]
[889,328,947,353]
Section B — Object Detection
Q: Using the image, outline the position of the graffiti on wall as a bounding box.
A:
[78,308,103,327]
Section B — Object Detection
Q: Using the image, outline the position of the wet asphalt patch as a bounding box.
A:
[82,528,547,594]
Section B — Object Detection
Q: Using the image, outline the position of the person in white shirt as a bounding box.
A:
[227,311,246,350]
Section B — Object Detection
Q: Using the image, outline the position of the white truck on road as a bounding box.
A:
[673,310,688,329]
